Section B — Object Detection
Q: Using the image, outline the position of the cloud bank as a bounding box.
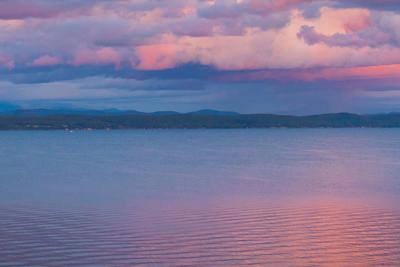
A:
[1,0,400,113]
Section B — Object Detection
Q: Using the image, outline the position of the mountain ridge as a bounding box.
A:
[0,108,239,117]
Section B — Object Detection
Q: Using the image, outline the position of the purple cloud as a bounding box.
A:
[0,0,400,113]
[297,25,393,48]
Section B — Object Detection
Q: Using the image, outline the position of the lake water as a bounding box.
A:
[1,129,400,266]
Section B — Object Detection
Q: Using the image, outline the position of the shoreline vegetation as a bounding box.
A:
[1,109,400,130]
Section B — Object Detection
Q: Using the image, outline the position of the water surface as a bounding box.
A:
[1,129,400,266]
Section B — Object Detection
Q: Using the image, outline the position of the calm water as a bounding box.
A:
[1,129,400,266]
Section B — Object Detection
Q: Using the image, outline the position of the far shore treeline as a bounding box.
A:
[1,109,400,129]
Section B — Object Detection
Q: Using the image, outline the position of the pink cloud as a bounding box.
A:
[32,55,63,67]
[136,44,179,70]
[342,13,371,32]
[313,64,400,80]
[1,1,400,74]
[73,47,122,68]
[296,7,400,48]
[0,1,62,19]
[0,0,97,19]
[199,0,311,18]
[221,64,400,82]
[248,0,311,13]
[297,25,392,48]
[0,19,25,29]
[134,25,400,71]
[0,54,15,69]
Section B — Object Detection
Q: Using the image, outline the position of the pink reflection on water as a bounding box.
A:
[112,198,400,266]
[1,199,400,266]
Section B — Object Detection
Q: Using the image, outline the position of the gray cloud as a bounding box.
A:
[297,25,393,48]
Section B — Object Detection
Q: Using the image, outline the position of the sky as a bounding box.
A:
[1,0,400,114]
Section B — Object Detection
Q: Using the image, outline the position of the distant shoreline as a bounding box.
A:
[1,112,400,130]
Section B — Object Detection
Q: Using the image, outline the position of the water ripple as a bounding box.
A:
[1,204,400,266]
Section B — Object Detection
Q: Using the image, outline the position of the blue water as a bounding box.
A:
[1,129,400,266]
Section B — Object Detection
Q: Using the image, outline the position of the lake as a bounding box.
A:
[1,129,400,266]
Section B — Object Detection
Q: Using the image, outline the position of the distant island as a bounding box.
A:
[1,109,400,130]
